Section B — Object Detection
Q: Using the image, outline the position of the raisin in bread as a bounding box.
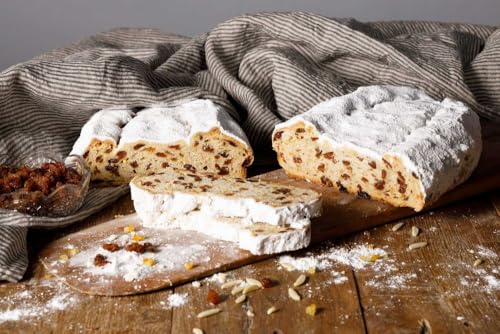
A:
[130,170,322,255]
[70,99,253,183]
[272,86,482,211]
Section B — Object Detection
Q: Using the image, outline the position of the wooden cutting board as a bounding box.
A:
[39,122,500,296]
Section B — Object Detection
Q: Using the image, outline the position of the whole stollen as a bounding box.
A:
[272,85,482,211]
[70,99,254,183]
[129,169,322,255]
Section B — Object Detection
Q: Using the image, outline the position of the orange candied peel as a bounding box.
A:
[143,258,155,266]
[123,225,135,233]
[305,303,317,316]
[184,261,196,270]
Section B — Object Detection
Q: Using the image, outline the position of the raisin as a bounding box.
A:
[96,156,104,163]
[374,180,385,190]
[381,170,387,179]
[242,156,253,167]
[156,152,167,157]
[116,151,127,159]
[341,174,350,180]
[368,161,376,169]
[102,243,120,252]
[260,277,276,288]
[125,242,146,253]
[83,151,89,159]
[224,159,233,165]
[207,289,220,305]
[169,144,181,150]
[133,144,145,150]
[311,137,319,141]
[105,164,120,176]
[295,128,305,133]
[184,164,196,173]
[320,176,334,187]
[273,131,283,141]
[293,156,303,164]
[227,140,237,147]
[336,181,348,193]
[202,145,214,152]
[382,158,392,169]
[217,167,229,175]
[323,152,335,160]
[94,254,109,267]
[361,177,368,183]
[317,164,325,172]
[342,160,350,166]
[130,161,139,168]
[161,162,169,168]
[412,172,418,179]
[357,191,371,200]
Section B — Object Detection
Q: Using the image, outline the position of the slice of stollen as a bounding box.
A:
[157,211,311,255]
[130,170,322,228]
[129,170,321,255]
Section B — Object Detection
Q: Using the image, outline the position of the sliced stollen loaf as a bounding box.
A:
[130,170,322,255]
[272,85,482,211]
[70,99,254,183]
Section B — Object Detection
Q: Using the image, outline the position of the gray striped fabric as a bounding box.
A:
[1,12,498,282]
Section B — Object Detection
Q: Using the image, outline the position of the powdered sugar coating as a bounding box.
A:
[71,99,251,156]
[274,85,482,202]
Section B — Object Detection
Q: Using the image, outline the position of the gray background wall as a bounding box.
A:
[1,0,498,70]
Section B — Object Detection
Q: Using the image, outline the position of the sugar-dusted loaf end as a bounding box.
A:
[272,86,482,211]
[130,169,322,255]
[70,99,253,183]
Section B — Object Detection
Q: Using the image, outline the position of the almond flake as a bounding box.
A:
[192,328,204,334]
[288,288,301,301]
[411,226,420,237]
[281,262,295,271]
[221,279,243,289]
[246,309,255,317]
[243,284,260,295]
[245,278,263,288]
[267,306,279,315]
[473,258,483,267]
[235,294,247,304]
[293,274,307,287]
[197,308,221,318]
[392,222,404,232]
[408,241,428,250]
[231,284,245,296]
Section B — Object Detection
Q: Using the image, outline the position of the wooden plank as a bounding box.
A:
[351,195,500,334]
[170,256,366,334]
[0,279,174,334]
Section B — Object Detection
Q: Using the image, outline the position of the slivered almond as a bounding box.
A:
[281,263,295,271]
[408,241,428,250]
[245,278,263,288]
[192,328,204,334]
[392,222,404,232]
[293,274,307,287]
[267,306,279,315]
[473,259,483,267]
[235,294,247,304]
[197,308,221,318]
[231,284,245,295]
[246,309,255,317]
[221,279,243,289]
[288,288,301,301]
[411,226,420,237]
[243,284,260,295]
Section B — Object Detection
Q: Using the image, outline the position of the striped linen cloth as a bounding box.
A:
[0,12,498,282]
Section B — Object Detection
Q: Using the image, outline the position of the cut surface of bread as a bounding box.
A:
[130,170,321,255]
[272,86,482,211]
[130,169,322,227]
[70,99,253,183]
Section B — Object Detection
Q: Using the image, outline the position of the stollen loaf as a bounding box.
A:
[272,86,482,211]
[70,99,254,183]
[130,170,322,255]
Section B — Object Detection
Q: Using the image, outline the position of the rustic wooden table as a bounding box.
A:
[1,188,498,334]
